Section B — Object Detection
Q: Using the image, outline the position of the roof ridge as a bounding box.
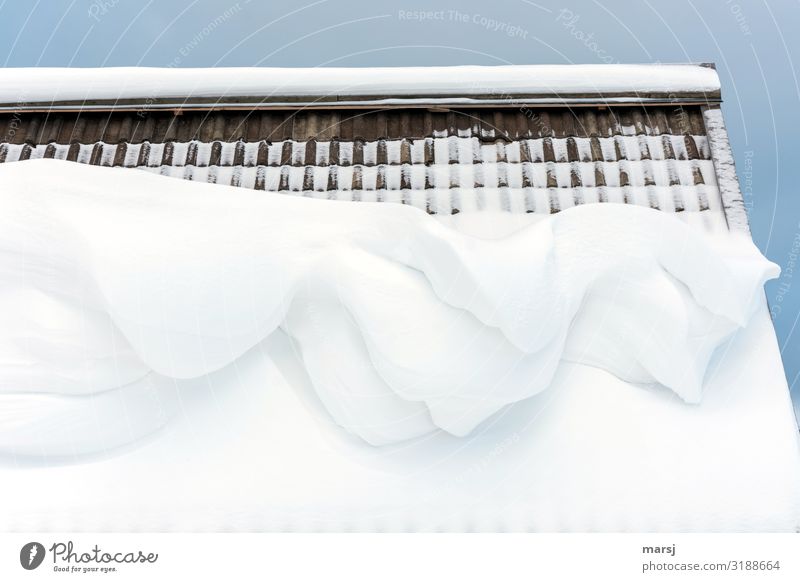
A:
[0,64,721,111]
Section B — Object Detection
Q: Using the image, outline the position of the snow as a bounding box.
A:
[703,107,751,233]
[0,65,720,105]
[0,158,778,444]
[0,158,796,531]
[2,306,799,532]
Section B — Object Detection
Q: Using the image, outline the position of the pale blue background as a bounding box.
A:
[1,0,798,420]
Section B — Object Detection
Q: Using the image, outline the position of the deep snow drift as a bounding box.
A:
[0,160,778,453]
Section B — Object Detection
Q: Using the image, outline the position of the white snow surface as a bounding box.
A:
[0,158,778,447]
[0,64,720,104]
[0,159,797,531]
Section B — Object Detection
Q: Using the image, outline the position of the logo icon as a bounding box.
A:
[20,542,46,570]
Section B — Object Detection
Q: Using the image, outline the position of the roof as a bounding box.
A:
[2,64,797,532]
[0,64,721,110]
[0,64,745,232]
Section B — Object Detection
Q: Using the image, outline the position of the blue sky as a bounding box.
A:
[1,0,798,417]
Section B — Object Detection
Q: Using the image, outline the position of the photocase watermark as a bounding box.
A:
[137,1,249,118]
[741,150,754,211]
[770,224,800,320]
[397,9,529,39]
[2,91,29,144]
[172,2,249,63]
[418,431,522,505]
[556,8,618,64]
[87,0,123,22]
[2,108,25,143]
[469,83,554,136]
[18,540,158,574]
[725,0,752,37]
[20,542,46,571]
[662,91,693,135]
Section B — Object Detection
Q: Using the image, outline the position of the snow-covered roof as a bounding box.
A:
[0,64,721,110]
[2,64,796,531]
[0,63,744,234]
[0,105,728,228]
